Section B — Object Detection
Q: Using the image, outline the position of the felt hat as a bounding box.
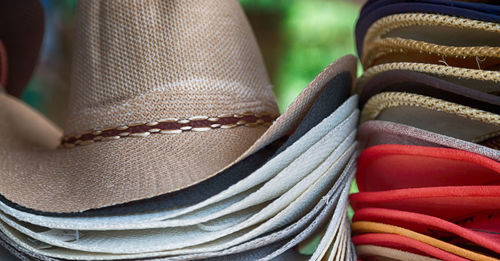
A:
[355,144,500,193]
[360,92,500,143]
[357,120,500,161]
[0,0,44,97]
[0,0,359,213]
[354,208,500,255]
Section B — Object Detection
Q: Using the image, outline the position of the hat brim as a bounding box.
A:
[355,1,500,54]
[354,208,500,255]
[356,245,442,261]
[352,232,472,261]
[358,70,500,113]
[352,222,497,260]
[350,186,500,220]
[362,37,500,69]
[361,92,500,143]
[357,120,500,161]
[0,145,357,259]
[356,144,500,192]
[0,55,357,213]
[0,0,44,97]
[356,62,500,95]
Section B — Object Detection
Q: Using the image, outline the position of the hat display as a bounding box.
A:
[0,0,44,97]
[352,0,500,260]
[0,0,363,259]
[2,0,499,259]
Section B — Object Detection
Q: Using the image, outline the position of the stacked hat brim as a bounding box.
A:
[0,67,359,260]
[0,1,361,259]
[352,0,500,260]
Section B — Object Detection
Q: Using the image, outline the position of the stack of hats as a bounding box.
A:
[351,0,500,260]
[0,1,360,260]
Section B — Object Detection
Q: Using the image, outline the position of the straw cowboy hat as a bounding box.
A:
[0,0,357,214]
[0,0,44,97]
[0,0,281,213]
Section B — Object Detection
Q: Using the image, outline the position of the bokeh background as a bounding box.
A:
[24,0,364,215]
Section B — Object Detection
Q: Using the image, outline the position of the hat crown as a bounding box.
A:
[65,0,278,135]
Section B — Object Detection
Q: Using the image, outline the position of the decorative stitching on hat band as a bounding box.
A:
[61,112,278,148]
[360,92,500,126]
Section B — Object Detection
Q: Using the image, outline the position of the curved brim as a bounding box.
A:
[353,208,500,255]
[361,92,500,143]
[355,1,500,54]
[357,120,500,161]
[358,70,500,113]
[0,0,44,97]
[356,62,500,95]
[356,245,441,261]
[362,37,500,69]
[350,186,500,220]
[2,146,355,260]
[362,13,500,54]
[352,222,498,261]
[0,56,356,214]
[356,144,500,192]
[352,232,471,261]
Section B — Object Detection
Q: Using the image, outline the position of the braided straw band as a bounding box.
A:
[362,37,500,68]
[61,112,278,148]
[360,92,500,125]
[355,62,500,93]
[363,13,500,53]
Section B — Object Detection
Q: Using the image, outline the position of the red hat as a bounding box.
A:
[356,144,500,192]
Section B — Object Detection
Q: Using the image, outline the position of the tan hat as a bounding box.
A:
[0,0,319,213]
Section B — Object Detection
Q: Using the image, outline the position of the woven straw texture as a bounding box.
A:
[0,0,284,213]
[356,62,500,93]
[0,0,357,214]
[66,0,278,135]
[361,37,500,69]
[363,13,500,53]
[361,92,500,125]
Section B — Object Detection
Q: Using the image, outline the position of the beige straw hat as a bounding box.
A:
[0,0,353,213]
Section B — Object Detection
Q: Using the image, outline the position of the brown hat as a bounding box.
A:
[0,0,286,213]
[0,0,44,96]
